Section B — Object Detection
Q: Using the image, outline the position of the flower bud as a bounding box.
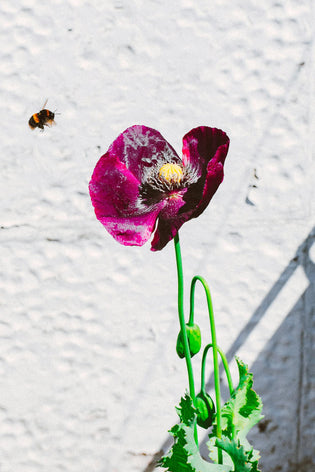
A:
[176,323,201,359]
[195,391,215,429]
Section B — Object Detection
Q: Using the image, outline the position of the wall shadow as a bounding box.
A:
[144,226,315,472]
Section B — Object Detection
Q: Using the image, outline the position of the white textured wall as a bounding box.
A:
[1,1,314,471]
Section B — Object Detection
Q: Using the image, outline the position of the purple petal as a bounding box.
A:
[97,212,161,246]
[181,126,230,218]
[89,152,140,217]
[151,127,230,250]
[182,126,229,171]
[151,211,190,251]
[191,156,225,219]
[89,150,165,246]
[151,192,190,251]
[151,217,180,251]
[107,125,180,181]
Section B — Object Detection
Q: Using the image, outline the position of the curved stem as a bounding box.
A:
[190,275,223,463]
[173,234,198,443]
[174,234,196,400]
[217,346,235,398]
[200,344,211,393]
[201,344,235,397]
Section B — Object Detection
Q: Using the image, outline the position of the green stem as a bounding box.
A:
[201,344,235,397]
[190,275,223,464]
[173,234,198,445]
[173,234,196,402]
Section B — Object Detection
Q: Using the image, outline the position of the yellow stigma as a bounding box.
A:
[159,163,183,184]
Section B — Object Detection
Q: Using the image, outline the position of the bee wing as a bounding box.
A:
[45,119,56,127]
[41,98,49,110]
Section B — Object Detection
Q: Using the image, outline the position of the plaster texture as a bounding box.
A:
[0,1,314,471]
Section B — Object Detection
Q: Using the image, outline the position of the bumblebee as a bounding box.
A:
[28,100,56,130]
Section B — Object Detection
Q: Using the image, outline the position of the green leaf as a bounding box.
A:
[215,437,260,472]
[208,357,263,470]
[222,358,263,438]
[160,358,263,472]
[175,394,196,426]
[160,394,232,472]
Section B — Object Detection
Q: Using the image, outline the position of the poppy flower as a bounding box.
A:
[89,125,229,251]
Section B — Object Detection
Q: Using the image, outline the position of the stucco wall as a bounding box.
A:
[1,1,314,471]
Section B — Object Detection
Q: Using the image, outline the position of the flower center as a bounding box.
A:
[139,160,198,207]
[158,163,183,185]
